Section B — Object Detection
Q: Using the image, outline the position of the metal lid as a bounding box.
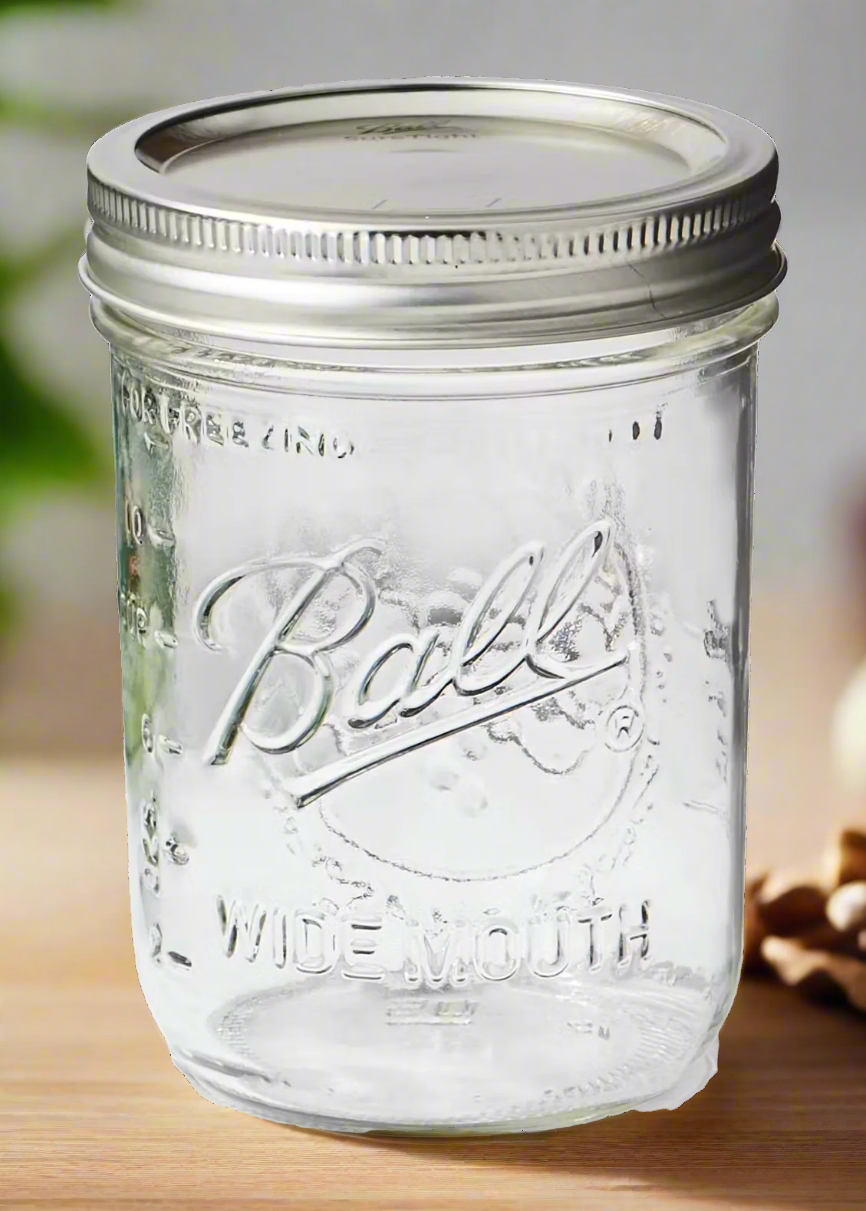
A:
[82,78,785,348]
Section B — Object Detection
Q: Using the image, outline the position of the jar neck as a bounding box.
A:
[91,294,778,398]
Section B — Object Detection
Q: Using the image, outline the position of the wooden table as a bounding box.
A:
[3,596,866,1209]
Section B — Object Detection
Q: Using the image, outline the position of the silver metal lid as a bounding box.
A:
[82,78,785,348]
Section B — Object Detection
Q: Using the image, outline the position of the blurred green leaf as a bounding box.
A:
[0,0,122,11]
[0,580,15,633]
[0,229,84,299]
[0,226,107,521]
[0,321,108,633]
[0,0,127,635]
[0,1,136,138]
[0,93,134,139]
[0,336,107,517]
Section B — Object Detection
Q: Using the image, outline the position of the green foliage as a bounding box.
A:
[0,0,121,12]
[0,580,15,633]
[0,339,107,519]
[0,0,129,631]
[0,228,109,508]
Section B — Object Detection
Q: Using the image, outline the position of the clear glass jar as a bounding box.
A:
[82,79,784,1132]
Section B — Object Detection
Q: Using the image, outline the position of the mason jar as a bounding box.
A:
[81,79,785,1134]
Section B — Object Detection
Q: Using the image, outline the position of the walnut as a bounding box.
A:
[745,826,866,1014]
[821,829,866,889]
[755,868,827,936]
[761,937,866,1012]
[794,921,866,958]
[826,881,866,932]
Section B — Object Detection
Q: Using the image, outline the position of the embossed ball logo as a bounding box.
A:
[195,518,648,880]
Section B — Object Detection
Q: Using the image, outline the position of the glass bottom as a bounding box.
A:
[168,976,717,1134]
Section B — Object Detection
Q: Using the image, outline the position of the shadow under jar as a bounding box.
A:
[81,78,785,1134]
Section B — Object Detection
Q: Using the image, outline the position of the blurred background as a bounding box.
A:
[1,0,865,867]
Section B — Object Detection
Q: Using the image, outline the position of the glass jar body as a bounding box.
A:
[106,302,770,1132]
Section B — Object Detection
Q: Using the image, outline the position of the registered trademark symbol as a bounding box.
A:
[605,702,644,751]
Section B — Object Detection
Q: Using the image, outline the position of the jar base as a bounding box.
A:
[168,977,718,1134]
[174,1059,659,1135]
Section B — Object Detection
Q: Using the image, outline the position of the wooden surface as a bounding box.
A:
[3,595,866,1209]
